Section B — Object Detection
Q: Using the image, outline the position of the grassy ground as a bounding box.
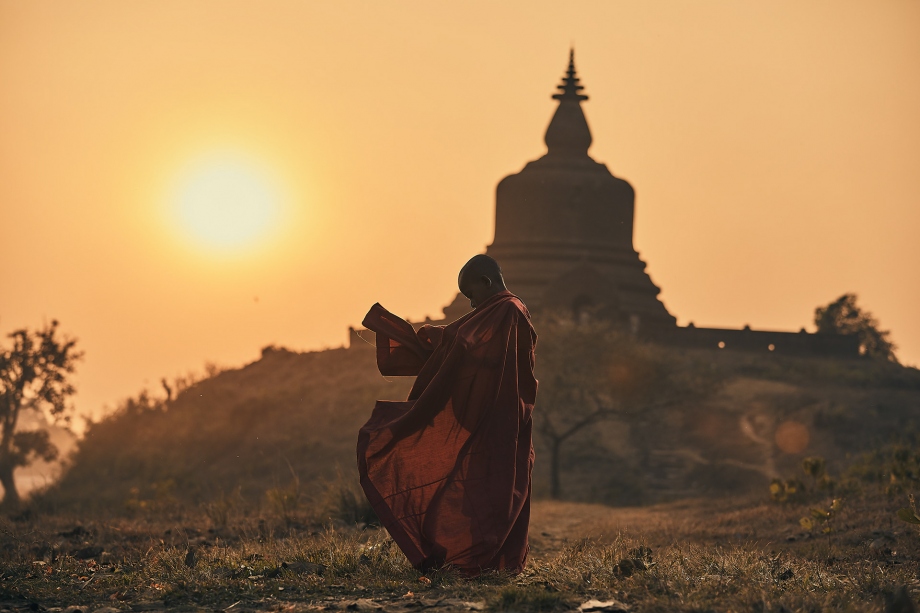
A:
[2,489,918,613]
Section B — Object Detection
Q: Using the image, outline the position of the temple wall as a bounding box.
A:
[645,326,861,358]
[350,322,861,358]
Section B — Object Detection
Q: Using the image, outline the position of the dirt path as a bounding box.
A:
[531,500,672,537]
[528,499,693,555]
[527,495,781,558]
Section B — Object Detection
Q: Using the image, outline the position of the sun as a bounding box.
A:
[170,153,283,253]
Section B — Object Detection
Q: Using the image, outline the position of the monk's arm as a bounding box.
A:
[416,324,445,349]
[362,303,434,376]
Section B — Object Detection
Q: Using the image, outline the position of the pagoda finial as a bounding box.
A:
[552,48,588,102]
[544,48,592,156]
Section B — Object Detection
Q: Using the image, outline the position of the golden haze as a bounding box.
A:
[1,1,919,420]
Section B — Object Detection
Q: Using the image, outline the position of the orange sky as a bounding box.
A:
[2,0,919,421]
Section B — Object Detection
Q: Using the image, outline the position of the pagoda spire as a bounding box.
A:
[553,48,589,102]
[544,49,593,157]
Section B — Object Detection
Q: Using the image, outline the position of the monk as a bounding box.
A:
[357,255,538,576]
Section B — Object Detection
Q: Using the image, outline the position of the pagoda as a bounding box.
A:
[485,50,675,331]
[349,51,858,359]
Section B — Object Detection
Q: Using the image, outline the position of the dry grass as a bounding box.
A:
[2,488,918,613]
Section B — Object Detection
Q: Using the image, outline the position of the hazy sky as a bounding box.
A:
[2,1,919,420]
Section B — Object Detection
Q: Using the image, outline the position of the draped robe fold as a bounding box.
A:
[357,291,537,576]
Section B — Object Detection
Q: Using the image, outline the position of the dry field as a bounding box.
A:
[4,348,919,612]
[2,489,918,613]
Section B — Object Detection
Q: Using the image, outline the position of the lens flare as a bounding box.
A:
[775,420,810,454]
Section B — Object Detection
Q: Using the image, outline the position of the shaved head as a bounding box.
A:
[458,255,507,309]
[460,254,503,283]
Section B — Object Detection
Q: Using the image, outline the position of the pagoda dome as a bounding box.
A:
[494,50,636,253]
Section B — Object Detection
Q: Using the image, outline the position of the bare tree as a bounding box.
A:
[533,316,714,499]
[0,320,81,508]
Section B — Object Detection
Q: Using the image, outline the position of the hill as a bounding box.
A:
[38,339,920,512]
[42,344,412,511]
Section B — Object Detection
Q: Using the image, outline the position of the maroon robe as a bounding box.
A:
[357,291,537,576]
